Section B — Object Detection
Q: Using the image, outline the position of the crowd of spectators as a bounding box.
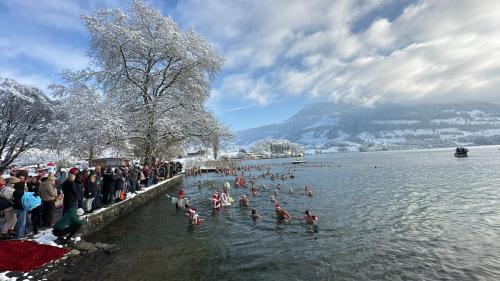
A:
[0,161,182,240]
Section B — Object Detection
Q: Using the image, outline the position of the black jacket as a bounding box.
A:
[102,173,114,191]
[12,183,25,210]
[84,181,96,199]
[62,180,77,206]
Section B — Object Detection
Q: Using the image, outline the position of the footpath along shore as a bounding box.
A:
[0,175,184,281]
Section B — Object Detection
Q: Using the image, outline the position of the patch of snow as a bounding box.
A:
[467,110,484,118]
[298,130,329,145]
[0,272,17,281]
[431,117,467,125]
[32,230,58,246]
[333,130,349,141]
[371,120,420,125]
[305,115,338,128]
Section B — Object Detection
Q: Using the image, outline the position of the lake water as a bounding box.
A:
[88,146,500,281]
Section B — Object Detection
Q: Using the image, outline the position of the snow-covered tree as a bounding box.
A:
[79,0,227,163]
[49,70,124,160]
[0,77,56,172]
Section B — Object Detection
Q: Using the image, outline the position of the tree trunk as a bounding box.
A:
[89,146,95,161]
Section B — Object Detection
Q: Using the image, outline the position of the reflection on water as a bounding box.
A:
[88,146,500,281]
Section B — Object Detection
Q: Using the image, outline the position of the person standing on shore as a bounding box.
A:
[92,168,103,210]
[102,167,114,205]
[74,173,84,209]
[13,182,27,238]
[83,174,96,213]
[39,174,59,227]
[62,174,77,215]
[0,177,18,239]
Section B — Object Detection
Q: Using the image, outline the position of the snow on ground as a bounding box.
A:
[298,130,330,146]
[32,230,60,247]
[468,109,484,117]
[431,117,467,125]
[371,120,421,125]
[379,129,434,137]
[0,271,17,281]
[305,115,338,128]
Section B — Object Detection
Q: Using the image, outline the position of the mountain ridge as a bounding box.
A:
[235,102,500,152]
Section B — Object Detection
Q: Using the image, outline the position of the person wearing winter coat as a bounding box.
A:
[0,177,18,239]
[27,176,41,234]
[129,166,138,194]
[53,207,87,244]
[92,170,103,210]
[39,174,59,227]
[101,167,114,206]
[62,174,77,215]
[74,173,84,209]
[13,182,27,239]
[83,174,96,213]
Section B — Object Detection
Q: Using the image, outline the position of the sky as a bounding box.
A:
[1,0,500,131]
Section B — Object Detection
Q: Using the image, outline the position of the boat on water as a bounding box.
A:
[454,147,468,158]
[292,156,307,164]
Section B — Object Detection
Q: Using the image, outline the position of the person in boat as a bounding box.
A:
[275,204,291,221]
[250,209,261,220]
[301,210,318,224]
[456,147,460,154]
[240,194,249,207]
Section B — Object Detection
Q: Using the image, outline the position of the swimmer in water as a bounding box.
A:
[249,209,261,220]
[301,210,318,224]
[240,194,249,207]
[275,205,291,221]
[270,195,277,203]
[289,187,294,194]
[307,190,315,197]
[251,184,257,196]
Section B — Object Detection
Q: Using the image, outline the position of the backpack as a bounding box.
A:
[22,192,42,211]
[0,197,12,211]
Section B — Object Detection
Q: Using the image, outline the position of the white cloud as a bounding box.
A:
[3,0,500,108]
[0,69,53,93]
[174,0,500,107]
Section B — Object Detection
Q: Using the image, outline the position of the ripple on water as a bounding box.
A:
[87,147,500,281]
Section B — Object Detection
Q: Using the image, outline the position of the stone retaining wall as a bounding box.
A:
[80,175,183,236]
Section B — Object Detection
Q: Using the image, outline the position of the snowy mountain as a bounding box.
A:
[235,102,500,152]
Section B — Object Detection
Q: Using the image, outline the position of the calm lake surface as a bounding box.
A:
[88,146,500,281]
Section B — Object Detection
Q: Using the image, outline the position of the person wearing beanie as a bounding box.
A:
[52,207,87,244]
